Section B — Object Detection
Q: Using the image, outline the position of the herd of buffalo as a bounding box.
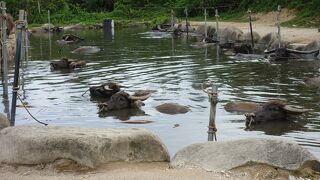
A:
[17,18,320,128]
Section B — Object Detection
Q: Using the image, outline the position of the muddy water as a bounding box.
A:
[1,28,319,158]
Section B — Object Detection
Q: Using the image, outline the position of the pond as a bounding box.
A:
[1,28,319,158]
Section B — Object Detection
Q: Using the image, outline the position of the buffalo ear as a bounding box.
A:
[283,105,312,115]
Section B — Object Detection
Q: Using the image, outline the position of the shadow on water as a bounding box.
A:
[1,28,319,158]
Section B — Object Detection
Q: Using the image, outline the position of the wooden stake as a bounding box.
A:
[215,8,220,42]
[247,9,255,51]
[203,85,218,141]
[204,8,207,38]
[277,5,282,48]
[11,12,25,126]
[184,8,189,36]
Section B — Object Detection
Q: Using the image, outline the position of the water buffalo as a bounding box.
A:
[244,101,311,127]
[89,82,121,98]
[175,22,195,33]
[265,48,319,61]
[220,26,244,44]
[50,58,86,70]
[196,25,217,39]
[98,91,151,112]
[155,103,190,115]
[72,46,101,54]
[152,19,176,32]
[57,34,84,44]
[243,31,261,43]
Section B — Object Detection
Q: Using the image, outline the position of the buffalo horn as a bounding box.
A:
[283,105,312,114]
[128,93,151,101]
[103,85,113,91]
[264,49,276,54]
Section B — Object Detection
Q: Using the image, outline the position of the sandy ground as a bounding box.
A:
[1,161,318,180]
[190,9,320,44]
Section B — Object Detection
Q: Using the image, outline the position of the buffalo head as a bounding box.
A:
[233,44,253,54]
[89,82,121,98]
[98,91,151,112]
[59,34,84,44]
[245,101,311,127]
[50,58,86,70]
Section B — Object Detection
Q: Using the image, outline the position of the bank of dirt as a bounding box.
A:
[1,162,319,180]
[190,8,319,44]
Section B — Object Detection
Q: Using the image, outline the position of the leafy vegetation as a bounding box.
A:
[3,0,320,27]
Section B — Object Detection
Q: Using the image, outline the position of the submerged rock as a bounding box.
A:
[0,126,170,168]
[156,103,190,115]
[72,46,101,54]
[171,138,320,171]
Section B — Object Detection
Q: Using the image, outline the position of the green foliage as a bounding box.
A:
[3,0,320,27]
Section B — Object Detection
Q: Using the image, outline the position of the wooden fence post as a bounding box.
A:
[203,84,218,141]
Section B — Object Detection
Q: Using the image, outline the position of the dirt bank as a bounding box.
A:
[1,162,318,180]
[190,21,320,44]
[190,9,319,44]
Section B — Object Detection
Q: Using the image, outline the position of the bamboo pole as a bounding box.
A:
[0,1,8,74]
[37,0,41,14]
[277,5,282,48]
[48,10,52,57]
[24,11,29,62]
[0,1,10,120]
[203,85,218,141]
[10,11,25,126]
[215,8,219,42]
[171,9,174,31]
[247,9,255,50]
[184,8,188,36]
[204,8,207,38]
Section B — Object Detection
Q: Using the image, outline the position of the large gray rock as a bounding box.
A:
[171,138,320,171]
[0,126,169,168]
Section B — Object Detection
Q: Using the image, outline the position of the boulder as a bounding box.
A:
[171,138,320,171]
[156,103,190,115]
[0,126,170,168]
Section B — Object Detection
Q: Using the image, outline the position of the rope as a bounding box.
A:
[81,89,89,96]
[17,93,48,126]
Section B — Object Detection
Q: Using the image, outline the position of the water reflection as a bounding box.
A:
[98,108,147,121]
[0,28,319,158]
[245,120,308,136]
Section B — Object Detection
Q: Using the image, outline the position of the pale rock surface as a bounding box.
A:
[0,126,170,168]
[171,138,320,171]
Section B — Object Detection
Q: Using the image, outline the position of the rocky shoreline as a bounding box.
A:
[0,125,319,179]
